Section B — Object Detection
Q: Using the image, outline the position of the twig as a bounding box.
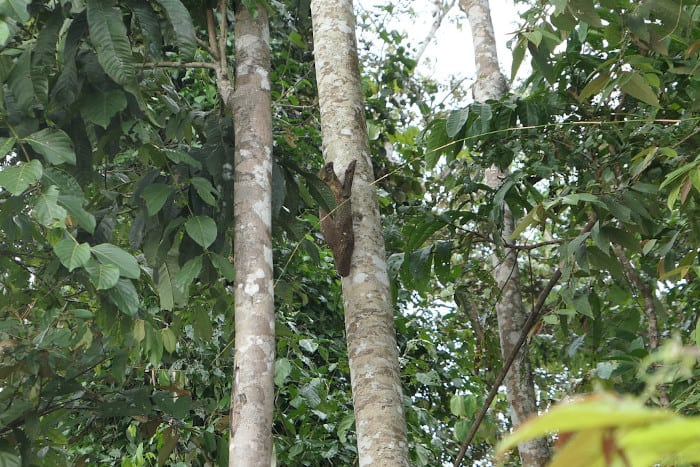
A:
[137,61,218,70]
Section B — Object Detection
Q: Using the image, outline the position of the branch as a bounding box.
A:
[218,0,228,71]
[137,61,218,70]
[206,8,220,61]
[503,238,564,251]
[453,214,598,467]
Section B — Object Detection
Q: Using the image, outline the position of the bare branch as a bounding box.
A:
[137,61,219,70]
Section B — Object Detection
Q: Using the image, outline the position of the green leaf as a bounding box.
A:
[0,0,30,23]
[58,195,96,234]
[185,216,217,249]
[164,148,201,169]
[91,243,140,279]
[107,278,139,316]
[191,177,219,206]
[210,253,235,281]
[161,328,176,353]
[157,257,183,311]
[578,72,611,101]
[85,260,120,290]
[274,358,292,387]
[619,71,660,107]
[86,0,136,87]
[155,0,197,59]
[34,186,68,227]
[446,108,469,138]
[141,183,173,216]
[0,159,42,195]
[174,255,202,291]
[24,128,76,165]
[80,88,127,128]
[53,237,90,271]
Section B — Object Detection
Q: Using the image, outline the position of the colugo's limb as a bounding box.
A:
[318,160,356,276]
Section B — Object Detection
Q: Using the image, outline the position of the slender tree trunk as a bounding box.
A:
[310,1,409,465]
[459,0,550,465]
[228,2,275,465]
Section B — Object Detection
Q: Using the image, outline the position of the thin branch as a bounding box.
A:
[206,8,220,61]
[504,238,564,250]
[453,214,598,467]
[137,61,219,70]
[218,0,228,71]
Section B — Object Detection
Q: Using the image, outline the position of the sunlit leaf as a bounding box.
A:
[24,128,76,165]
[53,237,90,271]
[85,259,120,289]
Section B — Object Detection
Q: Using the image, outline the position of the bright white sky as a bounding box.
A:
[358,0,526,92]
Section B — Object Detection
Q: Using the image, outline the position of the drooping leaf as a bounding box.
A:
[24,128,76,165]
[86,0,136,87]
[53,237,90,271]
[619,71,660,107]
[155,0,197,59]
[91,244,140,279]
[0,159,42,195]
[185,216,217,249]
[161,328,177,353]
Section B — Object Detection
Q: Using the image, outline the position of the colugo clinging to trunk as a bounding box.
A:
[318,160,356,276]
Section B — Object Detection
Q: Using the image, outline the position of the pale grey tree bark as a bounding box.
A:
[228,2,275,465]
[310,1,409,465]
[459,0,551,465]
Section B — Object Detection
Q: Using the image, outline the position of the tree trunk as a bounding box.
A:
[459,0,551,465]
[228,2,275,465]
[310,1,410,465]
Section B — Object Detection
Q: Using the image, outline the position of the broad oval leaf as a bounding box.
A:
[24,128,76,165]
[185,216,217,249]
[0,159,42,195]
[161,328,177,353]
[53,237,90,271]
[85,260,120,290]
[91,243,140,279]
[141,183,173,216]
[33,185,68,227]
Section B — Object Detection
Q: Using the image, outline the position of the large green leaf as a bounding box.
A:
[53,237,90,272]
[86,0,135,87]
[0,0,30,23]
[33,185,68,227]
[185,216,217,249]
[155,0,197,59]
[0,159,42,195]
[107,278,139,316]
[80,88,127,128]
[24,128,76,165]
[141,183,173,216]
[619,71,660,107]
[85,259,120,290]
[91,244,140,279]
